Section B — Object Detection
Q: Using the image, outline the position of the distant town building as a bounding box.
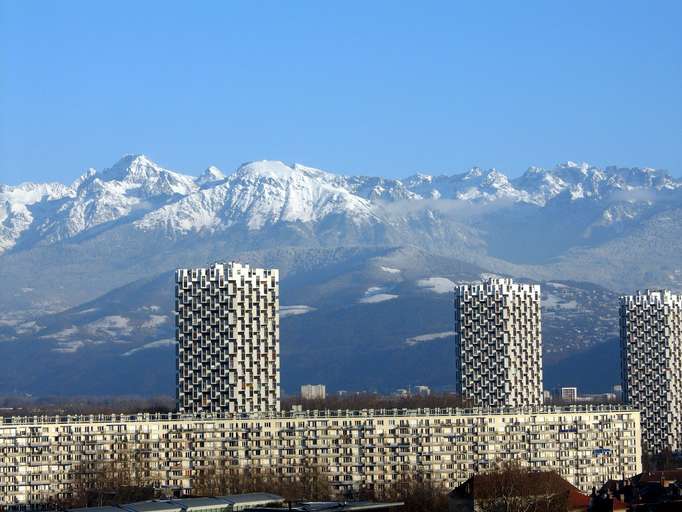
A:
[176,262,280,414]
[620,289,682,453]
[301,384,326,400]
[613,384,623,401]
[575,392,617,403]
[454,277,543,407]
[414,385,431,396]
[561,387,578,402]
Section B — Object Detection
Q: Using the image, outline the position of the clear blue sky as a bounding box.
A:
[1,1,681,185]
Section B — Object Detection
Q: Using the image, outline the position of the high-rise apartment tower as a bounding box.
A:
[454,277,543,407]
[620,289,682,453]
[176,262,280,414]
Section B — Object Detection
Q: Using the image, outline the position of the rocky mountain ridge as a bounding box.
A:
[2,155,678,253]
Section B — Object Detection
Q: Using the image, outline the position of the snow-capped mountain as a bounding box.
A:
[5,154,679,253]
[2,153,682,296]
[195,166,226,187]
[1,155,201,251]
[2,154,682,397]
[0,181,73,252]
[136,160,378,234]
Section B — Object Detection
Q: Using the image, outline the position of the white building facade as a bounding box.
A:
[176,262,280,414]
[454,278,544,408]
[620,289,682,453]
[301,384,326,400]
[0,406,641,509]
[561,387,578,402]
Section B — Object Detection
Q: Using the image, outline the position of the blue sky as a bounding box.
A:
[1,1,681,184]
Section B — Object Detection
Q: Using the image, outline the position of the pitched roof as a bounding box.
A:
[450,470,585,500]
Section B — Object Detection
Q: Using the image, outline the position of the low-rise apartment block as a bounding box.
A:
[0,406,641,509]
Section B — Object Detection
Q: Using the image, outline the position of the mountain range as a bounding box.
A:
[1,155,680,396]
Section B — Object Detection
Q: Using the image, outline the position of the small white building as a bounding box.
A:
[561,387,578,402]
[301,384,326,400]
[414,385,431,396]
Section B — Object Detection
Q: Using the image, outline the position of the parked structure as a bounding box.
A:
[454,278,543,407]
[0,406,641,508]
[72,494,285,512]
[175,262,280,414]
[620,289,682,453]
[301,384,326,400]
[250,501,404,511]
[72,497,401,512]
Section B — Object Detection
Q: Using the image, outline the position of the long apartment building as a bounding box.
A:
[454,278,543,407]
[176,262,280,414]
[0,406,641,509]
[620,289,682,453]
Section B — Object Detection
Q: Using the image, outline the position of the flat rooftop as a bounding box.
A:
[123,502,183,512]
[218,493,284,504]
[0,404,638,426]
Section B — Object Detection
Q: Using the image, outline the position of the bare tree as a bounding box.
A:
[191,460,332,501]
[65,445,157,507]
[359,472,449,512]
[472,463,570,512]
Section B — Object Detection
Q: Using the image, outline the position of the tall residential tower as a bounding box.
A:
[454,277,543,407]
[176,262,280,414]
[620,289,682,453]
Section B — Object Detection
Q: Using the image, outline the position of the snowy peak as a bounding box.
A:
[101,154,164,181]
[1,154,681,254]
[0,182,74,252]
[513,162,681,204]
[98,154,197,196]
[136,159,376,234]
[195,166,225,186]
[0,181,72,205]
[234,160,335,183]
[400,167,527,203]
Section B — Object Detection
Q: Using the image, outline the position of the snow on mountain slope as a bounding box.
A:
[0,182,73,251]
[1,154,680,254]
[512,162,680,205]
[341,176,423,201]
[403,167,531,203]
[19,155,199,244]
[136,160,378,234]
[195,166,226,186]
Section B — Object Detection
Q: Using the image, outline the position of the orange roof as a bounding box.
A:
[566,488,590,509]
